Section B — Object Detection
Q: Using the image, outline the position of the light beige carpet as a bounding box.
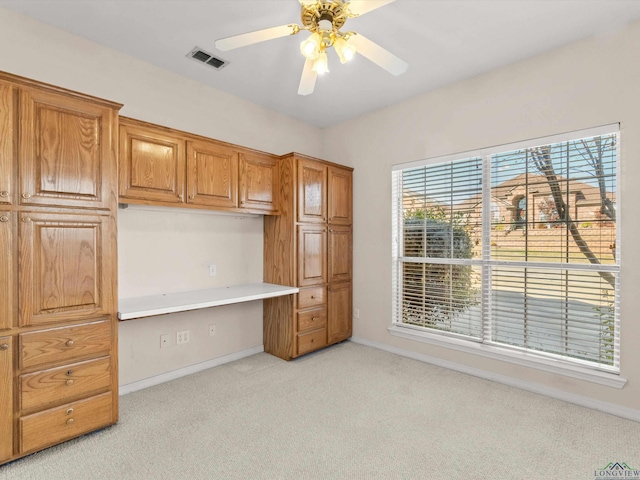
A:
[2,341,639,479]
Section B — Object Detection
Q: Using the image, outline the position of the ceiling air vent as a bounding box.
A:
[187,46,229,70]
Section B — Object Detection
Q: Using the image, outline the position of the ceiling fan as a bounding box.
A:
[214,0,408,95]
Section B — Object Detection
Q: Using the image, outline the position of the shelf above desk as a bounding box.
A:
[118,282,299,320]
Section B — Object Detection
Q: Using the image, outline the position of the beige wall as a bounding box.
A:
[323,22,640,411]
[0,8,323,387]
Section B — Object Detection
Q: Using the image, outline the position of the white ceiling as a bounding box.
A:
[2,0,640,128]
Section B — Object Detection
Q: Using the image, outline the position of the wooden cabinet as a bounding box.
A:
[186,139,237,208]
[239,150,279,214]
[0,336,13,463]
[264,153,353,360]
[0,71,120,466]
[119,119,186,204]
[118,118,279,215]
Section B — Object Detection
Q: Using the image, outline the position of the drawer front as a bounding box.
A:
[297,328,327,356]
[297,286,325,310]
[20,392,113,454]
[20,319,111,370]
[20,356,112,412]
[297,308,327,333]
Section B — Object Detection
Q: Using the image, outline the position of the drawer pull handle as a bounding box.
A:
[22,193,32,199]
[0,191,8,197]
[0,215,8,223]
[66,408,74,415]
[65,379,74,386]
[65,340,74,347]
[66,418,74,426]
[0,344,8,351]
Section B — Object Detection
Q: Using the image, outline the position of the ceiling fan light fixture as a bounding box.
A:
[334,37,356,63]
[312,50,329,75]
[300,32,322,60]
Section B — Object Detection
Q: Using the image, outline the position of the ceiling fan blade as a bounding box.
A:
[349,33,408,76]
[346,0,396,16]
[298,59,318,96]
[215,24,299,51]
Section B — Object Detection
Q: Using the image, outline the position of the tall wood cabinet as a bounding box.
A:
[0,71,120,465]
[264,154,353,360]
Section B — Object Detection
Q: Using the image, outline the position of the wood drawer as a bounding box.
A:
[19,319,111,370]
[20,356,111,412]
[296,328,327,356]
[297,308,326,333]
[20,391,113,454]
[297,286,325,310]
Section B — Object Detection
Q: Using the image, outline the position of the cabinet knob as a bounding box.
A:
[0,191,8,197]
[311,339,315,343]
[188,195,194,200]
[65,379,74,386]
[310,295,316,299]
[0,215,8,223]
[65,340,74,347]
[66,418,75,426]
[66,408,74,415]
[0,344,8,351]
[178,194,184,200]
[22,193,32,199]
[22,216,31,223]
[312,317,318,321]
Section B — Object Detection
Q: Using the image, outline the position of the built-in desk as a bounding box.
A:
[118,283,299,320]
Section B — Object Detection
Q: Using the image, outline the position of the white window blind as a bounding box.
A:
[392,127,620,371]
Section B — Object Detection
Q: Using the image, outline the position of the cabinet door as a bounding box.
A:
[0,82,14,206]
[19,88,118,210]
[239,151,279,214]
[328,167,352,225]
[119,121,186,204]
[328,282,352,344]
[186,140,238,208]
[328,226,352,283]
[0,336,12,463]
[297,158,327,223]
[0,212,13,331]
[297,224,327,287]
[19,212,114,327]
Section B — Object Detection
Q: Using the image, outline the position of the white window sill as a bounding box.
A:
[388,324,627,389]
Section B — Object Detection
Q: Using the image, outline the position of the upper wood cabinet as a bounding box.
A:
[0,335,13,463]
[239,151,279,214]
[0,211,13,331]
[119,119,185,205]
[18,212,114,327]
[0,82,14,206]
[18,87,118,210]
[328,167,352,225]
[298,158,327,224]
[328,225,352,284]
[186,139,237,208]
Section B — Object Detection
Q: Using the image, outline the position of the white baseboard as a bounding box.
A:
[349,337,640,423]
[119,345,264,395]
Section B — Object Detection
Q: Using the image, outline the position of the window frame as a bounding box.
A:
[391,124,624,387]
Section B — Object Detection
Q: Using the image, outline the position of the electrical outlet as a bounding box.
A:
[354,308,360,319]
[160,334,170,348]
[209,324,216,337]
[209,264,217,277]
[177,330,190,344]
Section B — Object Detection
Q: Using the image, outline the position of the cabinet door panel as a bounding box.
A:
[0,335,13,462]
[19,88,117,210]
[19,212,113,327]
[239,151,278,213]
[328,167,352,225]
[0,212,12,330]
[0,82,14,205]
[119,122,185,204]
[297,159,327,223]
[329,226,352,283]
[187,140,238,208]
[297,225,327,287]
[328,282,352,344]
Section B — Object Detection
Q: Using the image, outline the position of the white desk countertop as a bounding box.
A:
[118,282,299,320]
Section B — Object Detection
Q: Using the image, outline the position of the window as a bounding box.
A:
[392,126,619,373]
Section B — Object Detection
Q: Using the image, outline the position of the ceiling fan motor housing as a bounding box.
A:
[301,1,349,33]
